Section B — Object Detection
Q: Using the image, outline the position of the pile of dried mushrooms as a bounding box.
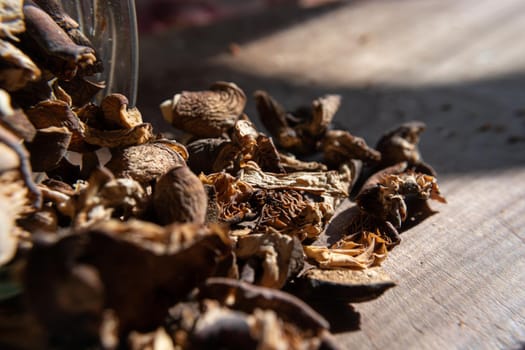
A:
[0,1,446,349]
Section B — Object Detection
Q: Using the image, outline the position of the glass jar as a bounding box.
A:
[60,0,139,106]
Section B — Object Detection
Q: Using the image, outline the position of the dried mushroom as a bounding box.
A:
[356,163,446,228]
[322,129,381,167]
[160,81,246,138]
[153,165,208,225]
[106,141,187,184]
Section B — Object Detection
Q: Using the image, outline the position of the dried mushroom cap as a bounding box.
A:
[101,93,143,129]
[376,121,426,167]
[322,129,381,167]
[278,152,327,172]
[289,267,395,303]
[0,39,41,91]
[153,165,208,225]
[160,81,246,138]
[83,122,153,148]
[199,277,330,332]
[0,0,25,39]
[236,231,303,288]
[356,165,446,227]
[106,142,187,184]
[25,220,232,337]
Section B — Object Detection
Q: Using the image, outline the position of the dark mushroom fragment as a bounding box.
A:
[26,125,72,171]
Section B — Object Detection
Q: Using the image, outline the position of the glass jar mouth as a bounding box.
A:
[60,0,139,107]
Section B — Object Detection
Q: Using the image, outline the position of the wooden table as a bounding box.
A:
[138,0,525,348]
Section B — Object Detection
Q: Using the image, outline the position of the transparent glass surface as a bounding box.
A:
[60,0,139,106]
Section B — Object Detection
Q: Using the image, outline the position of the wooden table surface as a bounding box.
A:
[137,0,525,348]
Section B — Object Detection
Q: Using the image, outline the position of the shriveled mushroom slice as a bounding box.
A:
[153,165,208,225]
[322,129,381,167]
[22,1,97,80]
[0,0,25,40]
[100,93,143,129]
[160,82,246,138]
[200,172,255,223]
[356,163,446,228]
[235,231,303,288]
[83,122,153,148]
[199,277,330,332]
[24,220,232,338]
[304,231,389,270]
[106,141,187,184]
[239,162,351,198]
[0,39,41,91]
[250,189,333,240]
[287,267,395,303]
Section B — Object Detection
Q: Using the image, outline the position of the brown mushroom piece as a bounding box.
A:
[322,129,381,168]
[100,93,143,129]
[106,141,187,184]
[153,165,208,225]
[160,81,246,138]
[356,162,446,228]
